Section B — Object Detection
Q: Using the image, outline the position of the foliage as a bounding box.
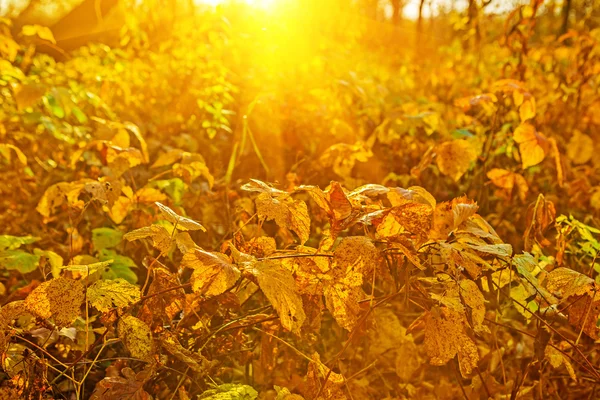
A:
[1,0,600,399]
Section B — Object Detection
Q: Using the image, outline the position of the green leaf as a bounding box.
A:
[153,178,185,205]
[87,278,141,312]
[198,384,258,400]
[71,106,88,124]
[99,249,138,284]
[0,235,39,251]
[44,94,65,118]
[62,259,113,277]
[0,250,40,273]
[92,227,123,252]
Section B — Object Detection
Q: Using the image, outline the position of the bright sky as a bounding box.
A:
[196,0,523,20]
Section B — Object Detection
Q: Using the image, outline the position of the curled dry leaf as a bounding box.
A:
[24,277,84,327]
[523,194,556,252]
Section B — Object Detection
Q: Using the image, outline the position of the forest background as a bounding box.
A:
[1,0,600,399]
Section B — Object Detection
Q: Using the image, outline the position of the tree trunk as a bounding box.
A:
[561,0,571,35]
[391,0,402,25]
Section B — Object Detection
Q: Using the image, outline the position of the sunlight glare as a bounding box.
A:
[197,0,277,10]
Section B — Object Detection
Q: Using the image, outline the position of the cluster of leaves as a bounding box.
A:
[1,0,600,399]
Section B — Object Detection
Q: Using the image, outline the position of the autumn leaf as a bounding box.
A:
[513,123,547,169]
[118,315,154,360]
[519,98,536,122]
[198,384,258,400]
[376,202,433,241]
[135,187,167,203]
[155,202,206,231]
[523,194,556,251]
[254,192,311,244]
[21,24,56,43]
[546,267,598,299]
[248,260,306,334]
[334,236,379,278]
[545,342,577,381]
[124,224,173,254]
[546,267,600,339]
[423,307,479,378]
[324,282,363,331]
[138,267,185,329]
[182,249,241,297]
[36,179,92,217]
[87,278,141,312]
[566,131,593,165]
[0,144,27,165]
[90,367,153,400]
[435,139,478,181]
[24,277,84,327]
[487,168,529,201]
[160,331,210,373]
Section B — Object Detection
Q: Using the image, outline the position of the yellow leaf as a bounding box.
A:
[513,123,547,169]
[124,224,173,253]
[255,193,310,244]
[173,161,214,188]
[118,315,154,360]
[519,98,536,121]
[182,249,241,297]
[333,236,379,278]
[36,180,92,217]
[545,343,577,381]
[566,131,594,165]
[24,277,84,327]
[0,144,27,165]
[458,279,489,334]
[135,187,167,203]
[435,140,478,181]
[423,307,479,377]
[151,149,186,168]
[21,25,56,44]
[155,202,206,231]
[546,268,597,298]
[487,168,529,201]
[107,196,132,224]
[376,202,433,241]
[395,341,420,382]
[111,129,130,148]
[324,282,362,331]
[87,278,141,312]
[248,260,306,334]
